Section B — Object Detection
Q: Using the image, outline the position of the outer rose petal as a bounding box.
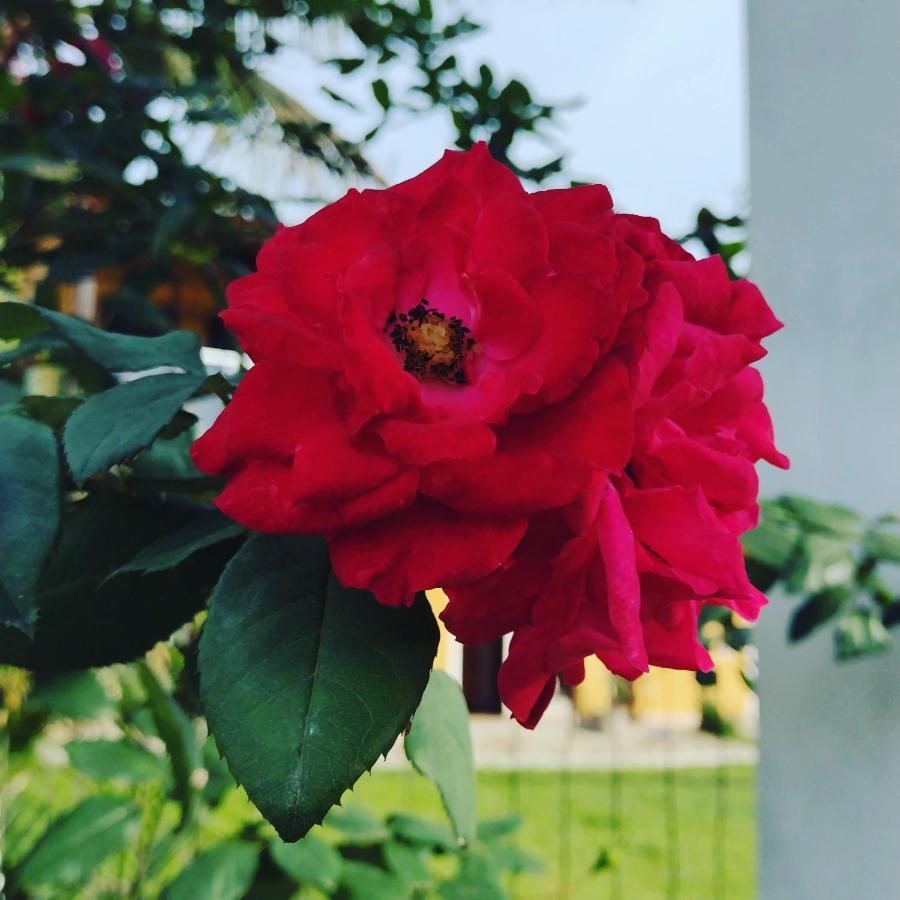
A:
[533,184,613,231]
[624,485,766,620]
[497,629,559,728]
[328,500,527,606]
[441,513,565,643]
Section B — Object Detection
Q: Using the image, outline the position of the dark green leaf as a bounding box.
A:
[405,670,476,845]
[162,841,260,900]
[113,511,243,577]
[0,495,225,671]
[788,586,852,642]
[372,78,390,110]
[835,609,892,661]
[0,303,52,340]
[270,834,343,892]
[11,795,140,892]
[63,372,204,485]
[199,534,439,841]
[17,395,83,430]
[66,739,166,783]
[0,414,60,635]
[785,534,855,594]
[0,303,204,374]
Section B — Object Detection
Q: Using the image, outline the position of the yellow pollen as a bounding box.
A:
[410,321,453,362]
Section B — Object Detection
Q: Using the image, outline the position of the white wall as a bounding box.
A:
[748,1,900,897]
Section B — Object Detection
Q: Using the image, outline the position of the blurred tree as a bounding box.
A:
[0,0,560,341]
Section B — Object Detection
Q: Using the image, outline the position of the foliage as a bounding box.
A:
[0,0,560,336]
[1,655,540,899]
[744,496,900,660]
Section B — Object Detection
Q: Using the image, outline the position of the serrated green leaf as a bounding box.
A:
[0,303,204,374]
[786,534,855,594]
[405,670,476,845]
[270,834,343,892]
[11,795,140,892]
[161,841,260,900]
[64,372,204,484]
[199,534,439,841]
[0,414,60,635]
[0,496,225,671]
[113,512,244,577]
[788,586,851,642]
[65,739,166,783]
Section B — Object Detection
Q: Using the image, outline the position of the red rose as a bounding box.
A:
[192,143,644,601]
[192,144,786,728]
[445,214,788,726]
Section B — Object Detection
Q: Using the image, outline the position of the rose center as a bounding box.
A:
[385,299,475,384]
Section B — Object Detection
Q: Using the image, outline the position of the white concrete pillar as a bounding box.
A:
[748,1,900,897]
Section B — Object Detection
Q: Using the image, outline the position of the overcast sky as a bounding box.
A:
[263,0,747,236]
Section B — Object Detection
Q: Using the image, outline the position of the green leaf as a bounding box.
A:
[30,671,116,719]
[0,303,204,374]
[0,304,53,340]
[64,372,205,485]
[786,533,856,594]
[863,528,900,565]
[481,842,543,875]
[788,586,852,641]
[405,670,476,845]
[438,852,505,900]
[372,78,391,110]
[199,534,439,841]
[384,840,433,891]
[11,795,140,892]
[138,661,202,827]
[162,841,260,900]
[0,154,80,182]
[0,496,226,671]
[326,806,391,844]
[65,739,166,783]
[270,834,343,892]
[337,860,407,900]
[17,395,84,431]
[387,813,456,852]
[476,815,523,843]
[780,495,863,539]
[0,414,61,635]
[835,609,892,661]
[113,511,244,577]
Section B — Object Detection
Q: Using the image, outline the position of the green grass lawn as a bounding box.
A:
[352,766,755,900]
